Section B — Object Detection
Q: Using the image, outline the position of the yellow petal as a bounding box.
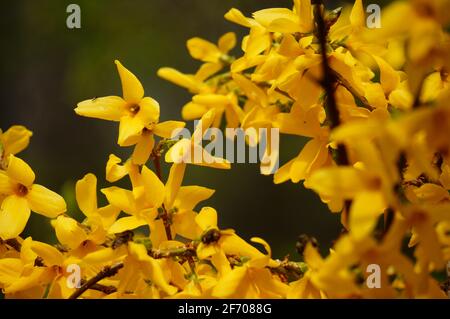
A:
[96,204,121,229]
[106,154,130,183]
[350,0,365,29]
[0,195,30,239]
[218,32,236,53]
[157,67,203,93]
[109,216,147,233]
[290,138,323,183]
[0,170,13,194]
[75,173,97,217]
[164,163,186,208]
[1,126,33,156]
[174,186,214,211]
[132,132,154,165]
[349,192,385,240]
[187,37,221,63]
[307,167,378,199]
[172,210,201,239]
[212,266,248,298]
[153,121,186,139]
[138,97,160,123]
[224,8,254,27]
[141,165,165,208]
[196,242,220,260]
[274,157,296,184]
[373,55,400,95]
[128,242,178,295]
[75,96,126,121]
[118,115,146,146]
[30,240,64,266]
[26,184,66,218]
[54,215,88,249]
[295,0,313,32]
[6,155,35,187]
[195,207,218,230]
[181,102,209,121]
[115,60,144,103]
[101,187,136,215]
[0,258,23,284]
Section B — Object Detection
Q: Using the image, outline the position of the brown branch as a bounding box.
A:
[148,246,196,259]
[1,238,22,252]
[68,263,124,299]
[79,280,117,295]
[313,2,349,166]
[152,150,173,241]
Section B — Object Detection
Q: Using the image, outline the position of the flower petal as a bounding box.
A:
[195,207,218,230]
[141,165,165,208]
[54,215,88,249]
[115,60,144,103]
[1,125,33,156]
[26,184,66,218]
[0,170,13,194]
[101,187,136,215]
[174,186,214,211]
[0,195,30,239]
[132,132,154,165]
[164,163,186,208]
[153,121,185,139]
[6,155,35,187]
[75,96,126,121]
[108,215,147,233]
[75,173,98,217]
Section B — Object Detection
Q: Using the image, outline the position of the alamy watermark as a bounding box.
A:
[168,120,280,174]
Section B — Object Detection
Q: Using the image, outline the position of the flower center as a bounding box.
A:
[128,104,140,115]
[16,183,28,196]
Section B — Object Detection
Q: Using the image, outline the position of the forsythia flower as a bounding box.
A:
[75,60,185,165]
[0,155,66,239]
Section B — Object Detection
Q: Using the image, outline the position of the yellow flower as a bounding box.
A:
[211,237,288,298]
[75,60,184,164]
[187,32,236,64]
[0,126,33,168]
[116,242,177,297]
[0,155,66,239]
[53,173,120,251]
[288,243,327,299]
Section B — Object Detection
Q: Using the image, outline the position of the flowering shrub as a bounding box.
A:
[0,0,449,299]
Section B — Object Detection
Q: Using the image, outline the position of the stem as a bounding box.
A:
[149,246,196,259]
[68,263,124,299]
[79,280,117,295]
[152,154,173,241]
[313,2,349,166]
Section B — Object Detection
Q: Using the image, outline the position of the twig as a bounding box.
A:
[148,246,196,259]
[1,238,22,252]
[68,263,124,299]
[152,151,173,241]
[313,2,349,166]
[79,280,117,295]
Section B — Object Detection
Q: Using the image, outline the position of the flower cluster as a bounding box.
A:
[0,0,449,298]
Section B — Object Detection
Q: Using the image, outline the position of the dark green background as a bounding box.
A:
[0,0,390,257]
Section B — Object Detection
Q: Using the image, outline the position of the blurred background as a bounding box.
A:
[0,0,390,257]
